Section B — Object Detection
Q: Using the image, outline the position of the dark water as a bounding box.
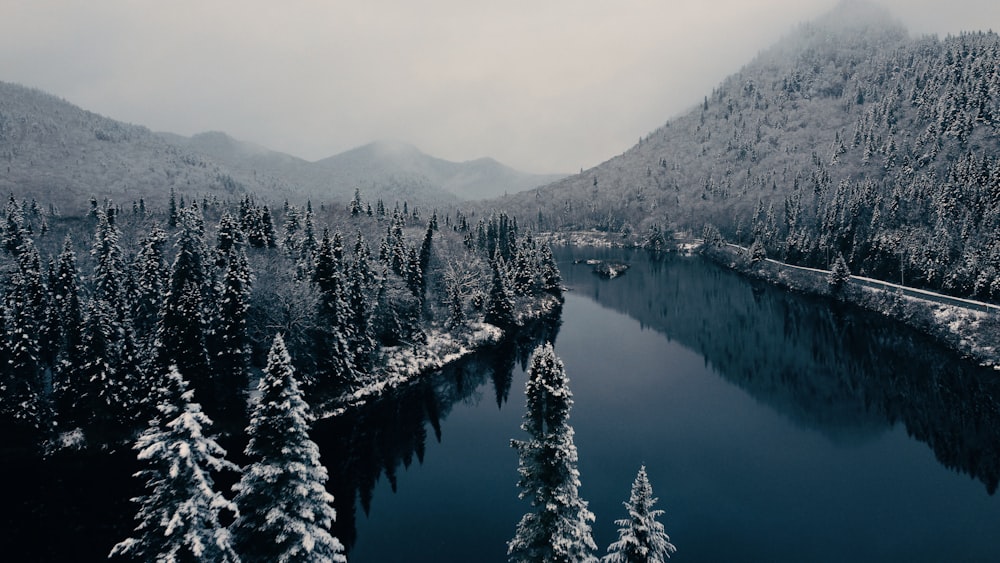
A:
[323,247,1000,562]
[3,248,1000,561]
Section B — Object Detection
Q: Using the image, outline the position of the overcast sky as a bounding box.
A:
[2,1,998,173]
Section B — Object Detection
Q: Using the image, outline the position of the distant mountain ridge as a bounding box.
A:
[0,81,278,211]
[0,81,560,211]
[164,133,565,202]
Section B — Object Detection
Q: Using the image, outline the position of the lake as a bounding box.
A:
[3,247,999,561]
[322,246,1000,562]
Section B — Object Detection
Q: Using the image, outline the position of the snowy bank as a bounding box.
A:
[319,294,563,418]
[703,243,1000,367]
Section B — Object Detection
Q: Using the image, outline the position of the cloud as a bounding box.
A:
[1,1,997,172]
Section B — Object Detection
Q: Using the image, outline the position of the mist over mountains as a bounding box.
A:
[501,1,1000,300]
[0,81,562,212]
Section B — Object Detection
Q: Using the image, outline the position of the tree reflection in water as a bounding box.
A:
[556,246,1000,495]
[314,314,561,551]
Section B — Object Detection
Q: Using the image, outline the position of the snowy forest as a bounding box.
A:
[0,186,569,560]
[502,3,1000,302]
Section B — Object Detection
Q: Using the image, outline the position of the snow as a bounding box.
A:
[319,295,560,418]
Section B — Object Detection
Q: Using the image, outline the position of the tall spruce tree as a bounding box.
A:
[156,210,213,414]
[52,237,86,428]
[231,334,346,563]
[212,247,252,423]
[90,207,143,417]
[1,239,50,436]
[312,228,356,393]
[509,343,597,563]
[603,466,676,563]
[110,367,239,562]
[347,231,376,372]
[134,226,168,339]
[486,255,516,330]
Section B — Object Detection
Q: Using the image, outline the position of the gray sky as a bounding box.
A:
[2,1,998,173]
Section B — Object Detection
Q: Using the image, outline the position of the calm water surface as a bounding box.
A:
[328,247,1000,562]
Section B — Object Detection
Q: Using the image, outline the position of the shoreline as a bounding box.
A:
[318,294,564,418]
[701,243,1000,368]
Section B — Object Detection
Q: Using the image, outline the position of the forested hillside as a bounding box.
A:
[502,1,1000,301]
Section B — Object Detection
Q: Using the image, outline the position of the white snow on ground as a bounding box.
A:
[320,295,560,418]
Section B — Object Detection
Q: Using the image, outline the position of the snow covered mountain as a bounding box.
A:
[0,81,561,213]
[165,133,565,203]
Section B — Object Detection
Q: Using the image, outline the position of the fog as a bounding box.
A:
[1,0,996,173]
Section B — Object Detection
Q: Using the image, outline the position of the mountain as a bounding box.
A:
[0,82,287,212]
[0,81,559,213]
[163,133,565,203]
[499,1,1000,302]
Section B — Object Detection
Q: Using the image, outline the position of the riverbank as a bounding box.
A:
[702,243,1000,367]
[319,293,564,418]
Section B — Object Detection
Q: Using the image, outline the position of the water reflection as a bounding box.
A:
[313,315,561,551]
[555,247,1000,494]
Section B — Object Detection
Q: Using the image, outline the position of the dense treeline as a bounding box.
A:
[0,188,561,450]
[502,2,1000,302]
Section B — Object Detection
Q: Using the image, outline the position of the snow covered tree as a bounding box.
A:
[603,466,676,563]
[156,211,213,415]
[538,244,563,297]
[212,247,253,424]
[749,238,767,264]
[134,226,168,339]
[509,343,597,563]
[282,206,301,256]
[312,228,356,392]
[0,239,50,436]
[349,187,364,218]
[74,297,133,442]
[347,231,376,372]
[829,252,852,295]
[486,255,516,330]
[3,194,27,255]
[110,367,239,562]
[52,237,86,427]
[216,212,245,261]
[168,187,179,229]
[299,207,318,273]
[231,334,346,563]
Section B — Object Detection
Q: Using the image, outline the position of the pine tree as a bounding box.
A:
[486,255,516,330]
[349,187,364,217]
[52,237,86,427]
[347,231,376,372]
[134,226,168,338]
[829,252,852,295]
[212,247,252,423]
[260,206,278,248]
[231,334,346,563]
[538,244,563,296]
[156,211,213,413]
[216,212,245,260]
[110,367,239,562]
[603,466,676,563]
[168,187,179,229]
[282,207,301,256]
[0,239,50,436]
[75,298,132,442]
[509,343,597,563]
[3,194,26,255]
[312,229,356,392]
